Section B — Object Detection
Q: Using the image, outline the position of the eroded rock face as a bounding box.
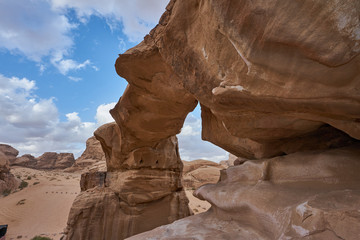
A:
[0,152,20,194]
[11,154,37,168]
[149,0,360,159]
[35,152,75,170]
[0,144,19,164]
[64,123,191,239]
[66,186,189,240]
[80,171,106,191]
[127,144,360,240]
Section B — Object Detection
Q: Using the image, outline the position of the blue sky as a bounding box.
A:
[0,0,228,162]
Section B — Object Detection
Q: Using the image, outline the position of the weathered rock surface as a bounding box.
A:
[0,152,19,194]
[182,160,224,189]
[80,171,106,191]
[11,154,37,168]
[148,0,360,159]
[11,152,75,170]
[0,144,19,164]
[127,144,360,240]
[64,123,191,240]
[66,136,106,173]
[34,152,75,170]
[67,0,360,239]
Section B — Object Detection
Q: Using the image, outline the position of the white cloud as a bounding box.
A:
[50,51,94,75]
[177,113,228,162]
[68,76,82,82]
[95,102,116,125]
[0,0,74,62]
[0,0,167,77]
[0,0,96,76]
[0,74,228,162]
[50,0,169,42]
[51,58,92,75]
[0,74,107,157]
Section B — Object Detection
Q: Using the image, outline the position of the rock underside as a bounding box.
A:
[66,0,360,239]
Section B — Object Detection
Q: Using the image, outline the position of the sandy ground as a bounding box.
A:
[0,167,210,240]
[185,190,211,214]
[0,167,80,240]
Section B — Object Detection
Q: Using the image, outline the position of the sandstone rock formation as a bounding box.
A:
[17,152,75,170]
[66,136,106,173]
[36,152,75,169]
[64,123,191,240]
[0,152,19,195]
[67,0,360,239]
[182,159,224,189]
[11,154,37,168]
[128,144,360,240]
[0,144,19,165]
[80,171,106,191]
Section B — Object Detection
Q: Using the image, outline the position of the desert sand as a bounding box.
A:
[0,167,80,240]
[0,166,210,240]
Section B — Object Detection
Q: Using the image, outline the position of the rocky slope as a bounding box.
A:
[67,0,360,239]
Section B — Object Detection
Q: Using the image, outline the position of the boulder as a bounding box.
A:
[127,144,360,240]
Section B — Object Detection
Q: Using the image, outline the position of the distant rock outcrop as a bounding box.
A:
[11,152,75,170]
[11,154,37,168]
[35,152,75,169]
[182,160,224,189]
[65,136,106,173]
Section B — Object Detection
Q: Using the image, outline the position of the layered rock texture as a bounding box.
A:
[64,123,191,239]
[0,145,20,194]
[67,0,360,239]
[129,145,360,240]
[35,152,75,169]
